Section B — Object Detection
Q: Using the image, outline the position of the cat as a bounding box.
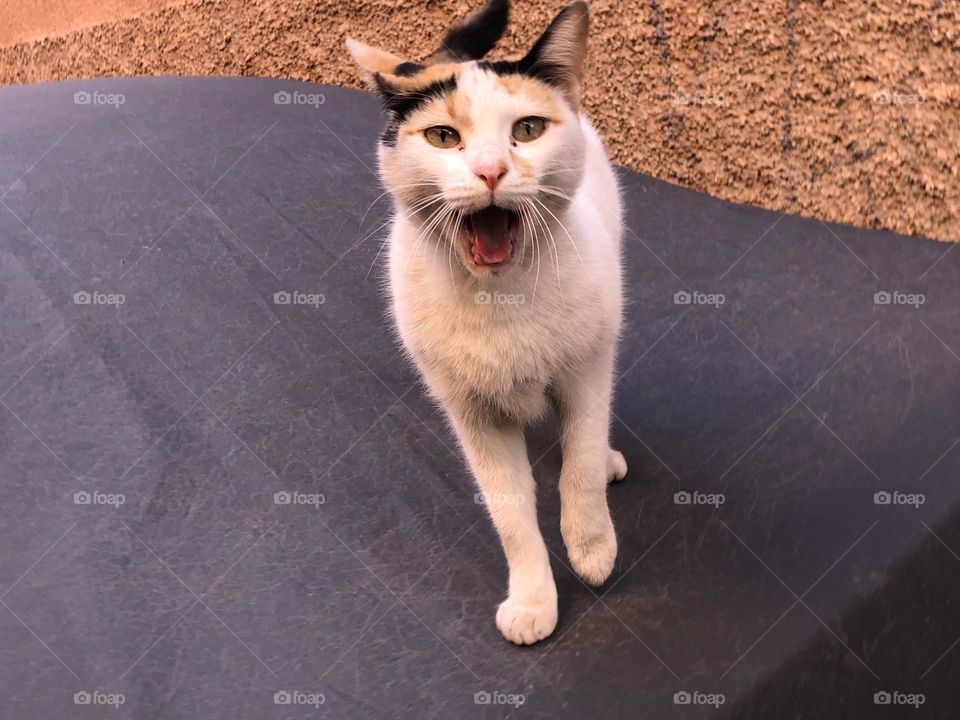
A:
[347,0,626,645]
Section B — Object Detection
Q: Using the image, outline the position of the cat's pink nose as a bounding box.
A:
[474,162,507,191]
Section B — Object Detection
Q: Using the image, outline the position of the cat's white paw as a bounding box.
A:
[564,515,617,586]
[607,448,627,483]
[496,587,558,645]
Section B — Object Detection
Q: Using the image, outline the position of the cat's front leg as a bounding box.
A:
[447,409,558,645]
[556,348,622,586]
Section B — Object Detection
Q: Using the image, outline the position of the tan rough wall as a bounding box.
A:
[0,0,956,242]
[0,0,183,47]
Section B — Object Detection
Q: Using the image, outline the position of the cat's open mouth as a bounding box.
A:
[463,206,520,268]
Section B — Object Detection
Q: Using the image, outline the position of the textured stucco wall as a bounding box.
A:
[0,0,183,47]
[1,0,957,242]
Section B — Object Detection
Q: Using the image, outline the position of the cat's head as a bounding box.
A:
[347,0,590,277]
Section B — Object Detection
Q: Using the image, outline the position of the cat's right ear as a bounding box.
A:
[345,37,409,93]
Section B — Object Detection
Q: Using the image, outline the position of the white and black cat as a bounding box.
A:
[348,0,626,645]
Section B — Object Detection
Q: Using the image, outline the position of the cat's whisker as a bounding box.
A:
[359,183,446,236]
[524,199,550,290]
[447,236,455,286]
[525,198,561,291]
[538,187,574,202]
[355,188,398,245]
[404,197,447,232]
[364,234,391,284]
[447,213,462,287]
[517,201,533,271]
[415,204,456,258]
[431,203,455,265]
[412,209,444,257]
[520,199,544,281]
[356,218,390,250]
[517,201,537,281]
[403,203,448,275]
[435,206,460,266]
[534,196,584,269]
[401,193,447,219]
[520,202,540,272]
[538,207,569,291]
[542,165,583,179]
[361,194,448,282]
[397,198,448,275]
[530,202,543,303]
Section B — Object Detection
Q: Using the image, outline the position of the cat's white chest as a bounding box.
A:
[390,241,613,424]
[396,289,561,419]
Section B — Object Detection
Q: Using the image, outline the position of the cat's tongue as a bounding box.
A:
[468,207,513,266]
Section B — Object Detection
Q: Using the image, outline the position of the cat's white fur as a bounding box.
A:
[351,1,625,645]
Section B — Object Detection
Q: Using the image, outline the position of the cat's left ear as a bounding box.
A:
[520,1,590,107]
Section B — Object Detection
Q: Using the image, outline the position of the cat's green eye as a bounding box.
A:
[424,126,461,148]
[512,117,547,142]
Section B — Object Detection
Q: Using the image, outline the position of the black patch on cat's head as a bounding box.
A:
[479,2,589,96]
[394,61,424,77]
[435,0,509,62]
[380,121,400,147]
[475,55,563,89]
[374,74,459,145]
[476,59,522,79]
